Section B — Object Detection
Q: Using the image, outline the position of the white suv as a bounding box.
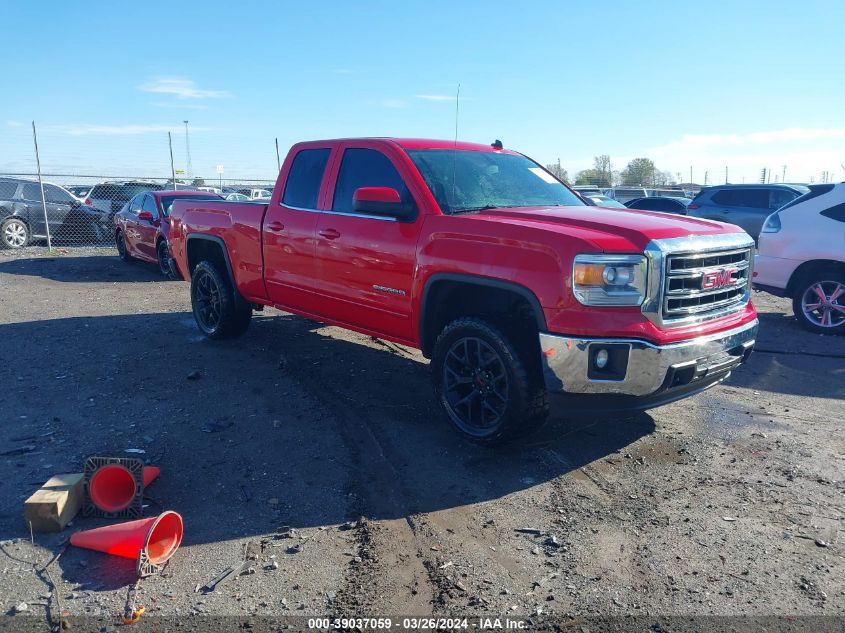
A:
[754,182,845,334]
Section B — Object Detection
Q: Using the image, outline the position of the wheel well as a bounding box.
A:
[420,279,544,363]
[2,214,29,228]
[186,237,230,281]
[786,259,845,296]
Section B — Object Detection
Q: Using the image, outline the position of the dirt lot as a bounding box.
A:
[0,248,842,630]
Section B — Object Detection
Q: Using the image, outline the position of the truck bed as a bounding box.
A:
[168,199,269,302]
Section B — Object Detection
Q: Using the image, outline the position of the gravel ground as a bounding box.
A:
[0,247,842,631]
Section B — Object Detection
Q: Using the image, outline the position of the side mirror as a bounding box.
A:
[137,211,154,221]
[352,187,416,221]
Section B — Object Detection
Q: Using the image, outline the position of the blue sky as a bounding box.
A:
[2,0,843,183]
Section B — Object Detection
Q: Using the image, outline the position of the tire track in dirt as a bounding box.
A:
[537,439,660,612]
[274,335,438,616]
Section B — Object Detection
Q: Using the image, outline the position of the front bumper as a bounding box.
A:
[539,319,757,404]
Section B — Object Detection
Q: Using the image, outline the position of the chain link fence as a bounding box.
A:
[0,121,280,251]
[0,174,275,250]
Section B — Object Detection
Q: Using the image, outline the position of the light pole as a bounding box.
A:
[184,120,193,182]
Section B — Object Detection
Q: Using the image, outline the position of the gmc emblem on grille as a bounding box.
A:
[701,268,739,290]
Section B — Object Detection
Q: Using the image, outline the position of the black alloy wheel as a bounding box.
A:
[157,241,172,277]
[442,336,510,434]
[190,260,252,339]
[192,267,222,334]
[432,317,548,443]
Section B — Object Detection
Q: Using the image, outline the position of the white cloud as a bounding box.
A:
[559,127,845,184]
[381,99,407,109]
[652,127,845,153]
[138,78,230,100]
[645,127,845,183]
[48,124,213,136]
[150,101,209,110]
[416,94,456,102]
[6,120,23,127]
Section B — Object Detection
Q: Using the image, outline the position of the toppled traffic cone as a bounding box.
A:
[70,510,183,577]
[84,456,160,517]
[142,465,161,487]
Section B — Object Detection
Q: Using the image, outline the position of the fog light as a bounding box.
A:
[595,349,609,369]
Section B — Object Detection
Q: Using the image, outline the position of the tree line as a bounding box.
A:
[545,155,679,187]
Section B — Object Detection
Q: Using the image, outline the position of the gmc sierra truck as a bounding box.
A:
[168,138,758,443]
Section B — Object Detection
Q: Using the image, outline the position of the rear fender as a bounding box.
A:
[185,234,251,308]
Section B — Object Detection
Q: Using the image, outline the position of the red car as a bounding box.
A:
[114,190,222,276]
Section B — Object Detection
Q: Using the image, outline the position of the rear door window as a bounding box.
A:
[331,148,411,214]
[43,184,75,204]
[615,189,642,198]
[282,148,331,209]
[711,190,736,205]
[22,183,43,201]
[647,199,676,212]
[769,189,797,210]
[712,188,769,208]
[0,182,19,199]
[741,190,770,208]
[88,185,108,199]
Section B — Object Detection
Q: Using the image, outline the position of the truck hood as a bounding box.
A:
[470,205,737,251]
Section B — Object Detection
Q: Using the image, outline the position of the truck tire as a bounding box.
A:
[791,266,845,335]
[191,260,252,339]
[432,317,548,444]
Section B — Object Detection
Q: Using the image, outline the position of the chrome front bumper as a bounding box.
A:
[539,319,758,397]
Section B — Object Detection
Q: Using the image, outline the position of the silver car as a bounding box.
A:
[686,184,808,241]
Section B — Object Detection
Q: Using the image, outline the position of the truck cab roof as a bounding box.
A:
[298,138,518,154]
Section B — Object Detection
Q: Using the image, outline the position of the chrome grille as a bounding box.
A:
[663,247,752,318]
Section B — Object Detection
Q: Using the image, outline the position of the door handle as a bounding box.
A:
[267,221,285,232]
[319,228,341,240]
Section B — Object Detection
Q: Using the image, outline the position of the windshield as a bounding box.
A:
[159,194,221,216]
[588,196,626,208]
[93,183,164,201]
[407,149,584,214]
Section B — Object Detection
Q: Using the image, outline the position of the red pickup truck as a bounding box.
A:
[169,138,758,443]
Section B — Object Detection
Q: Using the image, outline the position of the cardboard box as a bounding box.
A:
[24,473,84,533]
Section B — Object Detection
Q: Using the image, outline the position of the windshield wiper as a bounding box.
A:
[451,205,499,214]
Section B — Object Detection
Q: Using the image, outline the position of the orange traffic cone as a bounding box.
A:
[88,464,160,514]
[142,466,161,487]
[70,510,183,566]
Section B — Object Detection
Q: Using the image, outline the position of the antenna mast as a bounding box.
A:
[454,83,461,144]
[450,83,461,210]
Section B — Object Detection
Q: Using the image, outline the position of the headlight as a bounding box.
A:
[572,254,648,306]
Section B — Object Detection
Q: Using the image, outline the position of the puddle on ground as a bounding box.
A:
[696,393,789,441]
